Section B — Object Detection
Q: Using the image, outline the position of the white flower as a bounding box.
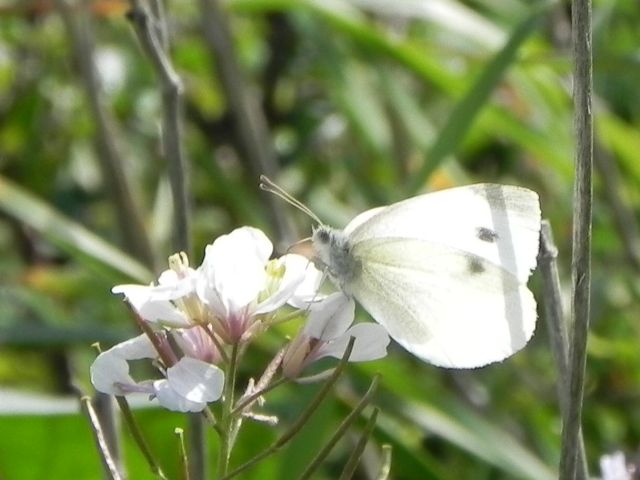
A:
[284,253,327,308]
[196,227,313,342]
[112,227,319,346]
[112,252,201,328]
[282,292,390,378]
[600,451,633,480]
[90,335,224,412]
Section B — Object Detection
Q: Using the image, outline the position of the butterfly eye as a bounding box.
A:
[316,229,331,244]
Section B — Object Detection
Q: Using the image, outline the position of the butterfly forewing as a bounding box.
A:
[346,184,541,283]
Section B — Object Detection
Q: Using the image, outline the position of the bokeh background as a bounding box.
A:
[1,0,639,478]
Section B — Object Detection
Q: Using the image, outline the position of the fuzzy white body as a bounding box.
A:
[311,184,541,369]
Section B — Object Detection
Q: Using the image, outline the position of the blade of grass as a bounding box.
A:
[346,364,556,480]
[231,0,568,179]
[409,5,547,192]
[397,399,556,480]
[0,176,152,282]
[54,0,156,270]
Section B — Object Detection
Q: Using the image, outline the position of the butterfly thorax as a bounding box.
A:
[311,226,360,291]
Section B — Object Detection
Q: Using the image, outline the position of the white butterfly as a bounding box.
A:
[310,184,541,369]
[260,178,541,369]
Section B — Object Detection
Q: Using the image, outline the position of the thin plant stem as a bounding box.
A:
[127,5,203,475]
[538,221,588,478]
[337,408,380,480]
[74,386,123,480]
[231,376,289,416]
[198,0,294,244]
[187,413,207,480]
[559,0,593,478]
[221,338,356,480]
[594,142,640,271]
[299,376,380,480]
[231,347,288,417]
[92,392,122,475]
[116,396,168,480]
[539,222,570,408]
[149,0,169,49]
[175,428,190,480]
[127,0,191,257]
[217,343,240,477]
[54,0,156,269]
[376,445,393,480]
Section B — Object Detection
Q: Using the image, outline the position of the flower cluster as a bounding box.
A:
[91,227,389,412]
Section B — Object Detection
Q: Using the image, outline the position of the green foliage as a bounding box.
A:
[0,0,639,478]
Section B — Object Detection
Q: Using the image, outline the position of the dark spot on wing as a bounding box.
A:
[466,256,486,275]
[476,226,499,243]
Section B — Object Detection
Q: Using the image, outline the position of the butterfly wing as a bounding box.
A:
[347,237,537,368]
[345,184,540,283]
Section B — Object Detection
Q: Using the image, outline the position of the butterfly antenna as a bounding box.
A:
[260,175,323,225]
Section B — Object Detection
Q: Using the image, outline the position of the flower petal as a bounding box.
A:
[287,256,325,308]
[314,323,390,362]
[165,357,224,403]
[157,268,198,289]
[303,293,355,341]
[104,334,158,359]
[198,227,272,316]
[90,335,157,394]
[153,379,207,412]
[173,328,221,364]
[112,284,191,327]
[90,352,132,395]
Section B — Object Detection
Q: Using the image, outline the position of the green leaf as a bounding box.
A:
[0,176,152,283]
[410,5,548,191]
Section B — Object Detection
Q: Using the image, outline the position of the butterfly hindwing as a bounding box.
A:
[348,237,537,368]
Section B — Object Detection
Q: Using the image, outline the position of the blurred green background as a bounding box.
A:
[1,0,639,478]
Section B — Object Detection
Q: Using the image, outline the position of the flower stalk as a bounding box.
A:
[116,396,167,480]
[221,338,356,479]
[299,375,380,480]
[217,343,240,477]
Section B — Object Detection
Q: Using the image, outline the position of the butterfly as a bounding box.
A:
[263,177,541,368]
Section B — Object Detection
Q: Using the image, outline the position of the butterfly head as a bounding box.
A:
[312,226,358,289]
[311,225,334,266]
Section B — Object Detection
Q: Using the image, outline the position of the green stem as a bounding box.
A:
[230,376,289,416]
[337,408,379,480]
[298,375,380,480]
[217,342,240,477]
[116,396,167,479]
[376,445,393,480]
[174,428,190,480]
[221,338,356,480]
